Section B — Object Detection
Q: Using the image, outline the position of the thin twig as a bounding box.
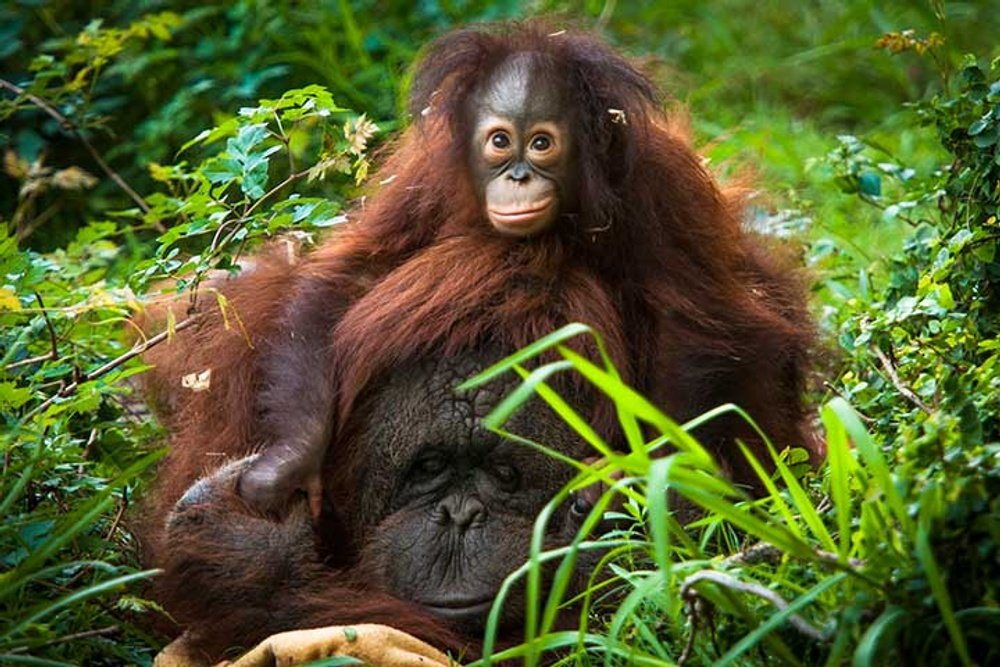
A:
[84,426,98,456]
[822,381,875,424]
[681,570,828,642]
[7,626,120,654]
[4,352,56,371]
[242,170,308,220]
[104,492,127,541]
[678,597,700,665]
[23,315,199,421]
[273,109,295,174]
[33,292,60,362]
[859,193,920,227]
[872,345,933,414]
[16,200,61,242]
[0,78,162,230]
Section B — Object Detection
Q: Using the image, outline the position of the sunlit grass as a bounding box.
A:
[460,324,973,667]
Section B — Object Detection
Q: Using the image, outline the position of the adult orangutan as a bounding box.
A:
[140,21,817,664]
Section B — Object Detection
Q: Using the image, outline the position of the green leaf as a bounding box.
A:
[4,570,159,640]
[822,402,856,560]
[457,323,595,391]
[715,573,846,667]
[202,156,242,185]
[935,283,955,309]
[0,382,32,410]
[968,118,989,136]
[858,170,882,197]
[826,398,913,536]
[972,126,998,147]
[228,123,269,155]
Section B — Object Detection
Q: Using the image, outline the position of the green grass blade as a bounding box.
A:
[0,450,162,599]
[492,427,645,507]
[853,605,907,667]
[540,478,628,636]
[557,347,714,468]
[5,569,160,640]
[457,323,595,390]
[0,494,115,599]
[670,468,815,560]
[763,438,837,553]
[646,457,674,580]
[915,489,972,667]
[478,540,635,665]
[480,360,573,429]
[826,398,912,535]
[603,570,666,667]
[736,441,805,540]
[821,401,856,560]
[468,631,673,667]
[506,365,615,459]
[0,431,43,518]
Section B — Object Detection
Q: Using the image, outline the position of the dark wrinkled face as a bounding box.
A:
[470,53,575,237]
[339,352,591,633]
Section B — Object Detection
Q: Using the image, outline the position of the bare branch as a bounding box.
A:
[0,78,163,231]
[678,597,700,666]
[872,345,933,414]
[725,541,865,570]
[681,570,828,642]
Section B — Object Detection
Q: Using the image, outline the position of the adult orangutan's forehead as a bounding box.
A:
[477,52,565,123]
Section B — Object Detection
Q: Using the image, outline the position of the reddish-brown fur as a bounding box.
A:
[138,21,818,660]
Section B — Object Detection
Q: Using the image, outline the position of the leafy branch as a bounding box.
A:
[23,315,198,422]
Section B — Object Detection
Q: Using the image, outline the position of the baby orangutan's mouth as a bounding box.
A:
[488,197,554,231]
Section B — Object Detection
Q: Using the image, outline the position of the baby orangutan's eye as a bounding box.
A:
[490,131,511,149]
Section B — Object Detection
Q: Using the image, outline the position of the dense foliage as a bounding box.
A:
[1,1,998,665]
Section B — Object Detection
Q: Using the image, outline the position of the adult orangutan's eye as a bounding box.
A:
[493,463,519,489]
[415,456,446,477]
[570,492,593,516]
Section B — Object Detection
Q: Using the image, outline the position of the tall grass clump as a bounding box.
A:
[460,319,993,666]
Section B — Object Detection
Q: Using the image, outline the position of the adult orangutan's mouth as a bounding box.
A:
[421,596,494,621]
